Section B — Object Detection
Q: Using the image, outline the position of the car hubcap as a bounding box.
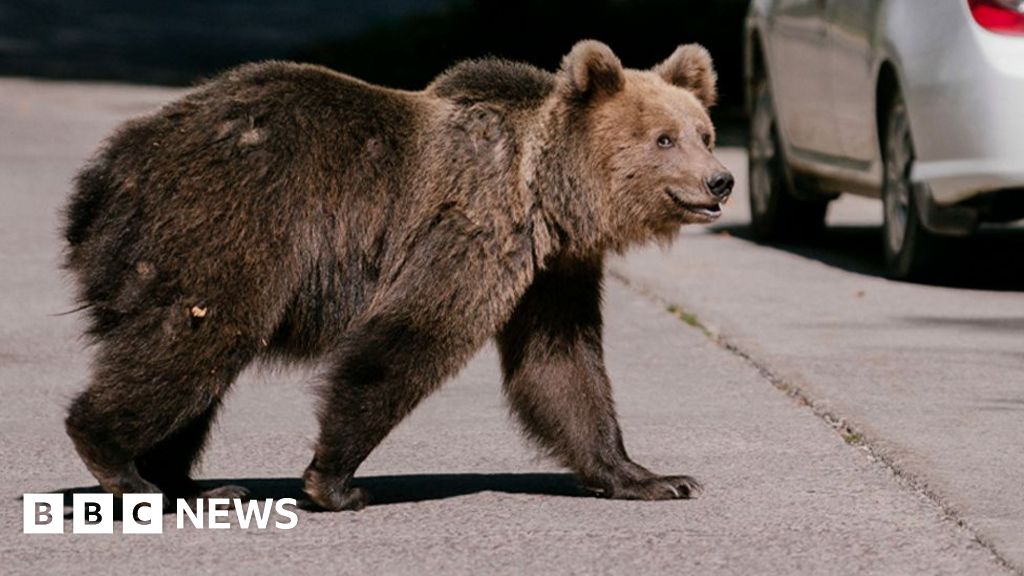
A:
[750,84,777,219]
[884,103,912,255]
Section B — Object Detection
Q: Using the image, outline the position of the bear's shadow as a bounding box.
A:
[42,473,588,519]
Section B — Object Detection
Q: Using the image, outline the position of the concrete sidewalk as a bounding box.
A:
[0,78,1012,574]
[610,147,1024,573]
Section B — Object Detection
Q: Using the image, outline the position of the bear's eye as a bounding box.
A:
[656,134,675,149]
[700,131,712,149]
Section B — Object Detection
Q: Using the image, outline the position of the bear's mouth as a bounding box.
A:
[664,188,722,221]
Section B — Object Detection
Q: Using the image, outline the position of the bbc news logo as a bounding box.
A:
[23,494,298,534]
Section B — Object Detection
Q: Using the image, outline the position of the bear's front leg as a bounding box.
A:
[497,257,702,500]
[303,308,471,511]
[304,218,532,511]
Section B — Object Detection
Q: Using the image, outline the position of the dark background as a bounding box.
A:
[0,0,749,112]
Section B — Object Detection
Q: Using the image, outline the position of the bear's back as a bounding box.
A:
[428,59,555,109]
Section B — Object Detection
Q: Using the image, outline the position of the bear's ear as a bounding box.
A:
[653,44,717,108]
[559,40,624,99]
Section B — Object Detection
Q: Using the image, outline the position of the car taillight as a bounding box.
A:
[968,0,1024,35]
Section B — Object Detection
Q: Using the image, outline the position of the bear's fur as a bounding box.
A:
[63,40,732,510]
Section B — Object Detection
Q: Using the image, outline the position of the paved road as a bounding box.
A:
[0,79,1019,575]
[612,149,1024,570]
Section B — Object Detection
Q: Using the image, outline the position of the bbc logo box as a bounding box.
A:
[24,493,164,534]
[22,494,64,534]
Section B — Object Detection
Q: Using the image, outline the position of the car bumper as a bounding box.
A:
[913,159,1024,206]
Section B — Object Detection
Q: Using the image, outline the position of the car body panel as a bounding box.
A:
[765,0,845,158]
[827,0,881,163]
[747,0,1024,212]
[896,1,1024,205]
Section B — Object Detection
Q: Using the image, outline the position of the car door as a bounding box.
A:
[826,0,882,165]
[767,0,844,158]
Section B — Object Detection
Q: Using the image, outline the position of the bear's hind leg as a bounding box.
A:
[66,315,258,501]
[134,401,250,500]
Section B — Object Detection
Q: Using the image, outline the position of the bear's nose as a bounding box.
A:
[706,171,734,200]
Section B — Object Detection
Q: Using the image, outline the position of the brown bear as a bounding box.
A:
[62,40,733,511]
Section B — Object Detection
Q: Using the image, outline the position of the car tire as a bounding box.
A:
[748,78,829,242]
[881,95,944,281]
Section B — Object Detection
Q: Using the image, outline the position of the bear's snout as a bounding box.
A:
[706,171,734,200]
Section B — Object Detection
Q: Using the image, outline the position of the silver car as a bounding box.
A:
[744,0,1024,279]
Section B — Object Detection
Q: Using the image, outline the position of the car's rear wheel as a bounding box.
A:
[748,78,829,241]
[881,95,943,280]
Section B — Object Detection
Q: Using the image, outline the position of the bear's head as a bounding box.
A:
[556,41,733,250]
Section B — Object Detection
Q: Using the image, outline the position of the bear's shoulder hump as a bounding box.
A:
[428,59,555,108]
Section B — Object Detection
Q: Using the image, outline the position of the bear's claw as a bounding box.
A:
[303,467,368,511]
[590,474,703,500]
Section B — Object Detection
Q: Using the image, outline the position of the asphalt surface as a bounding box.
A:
[1,78,1020,575]
[611,150,1024,571]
